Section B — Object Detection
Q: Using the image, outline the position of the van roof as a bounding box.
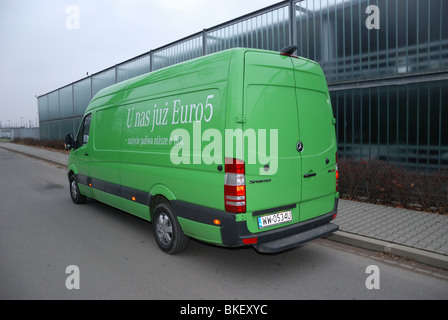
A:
[86,48,238,112]
[86,48,321,113]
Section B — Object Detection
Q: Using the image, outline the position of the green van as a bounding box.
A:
[65,46,339,254]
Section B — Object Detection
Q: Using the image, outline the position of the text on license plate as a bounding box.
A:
[258,211,293,229]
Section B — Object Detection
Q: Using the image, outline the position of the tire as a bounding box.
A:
[69,174,86,204]
[152,203,189,254]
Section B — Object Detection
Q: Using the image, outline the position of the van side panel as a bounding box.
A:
[119,88,226,213]
[78,50,234,225]
[90,107,124,211]
[115,51,234,241]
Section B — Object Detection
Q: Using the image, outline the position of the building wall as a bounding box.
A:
[0,128,40,140]
[295,0,448,171]
[37,0,448,171]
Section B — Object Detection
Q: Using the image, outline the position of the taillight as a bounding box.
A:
[224,158,246,213]
[335,153,339,192]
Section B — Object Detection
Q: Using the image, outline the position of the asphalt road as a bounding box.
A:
[1,148,447,301]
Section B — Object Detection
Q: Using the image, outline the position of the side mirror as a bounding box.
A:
[65,133,75,150]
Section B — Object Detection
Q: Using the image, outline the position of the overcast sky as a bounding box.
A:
[0,0,280,128]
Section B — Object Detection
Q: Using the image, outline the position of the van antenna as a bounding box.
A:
[280,45,297,56]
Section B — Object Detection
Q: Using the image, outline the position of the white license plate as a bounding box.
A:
[258,210,293,229]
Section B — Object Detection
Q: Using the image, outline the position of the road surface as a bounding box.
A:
[1,148,447,301]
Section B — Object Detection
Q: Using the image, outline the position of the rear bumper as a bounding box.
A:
[222,199,339,252]
[253,216,339,253]
[171,198,339,253]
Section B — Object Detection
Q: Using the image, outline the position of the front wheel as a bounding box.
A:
[69,174,86,204]
[152,203,189,254]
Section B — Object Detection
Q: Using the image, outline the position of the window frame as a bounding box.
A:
[76,113,92,149]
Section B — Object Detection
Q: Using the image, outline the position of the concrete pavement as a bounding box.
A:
[1,142,447,270]
[0,142,69,168]
[334,200,448,270]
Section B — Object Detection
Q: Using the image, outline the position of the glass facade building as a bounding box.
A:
[37,0,448,171]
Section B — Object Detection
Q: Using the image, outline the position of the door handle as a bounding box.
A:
[303,173,317,178]
[84,152,89,157]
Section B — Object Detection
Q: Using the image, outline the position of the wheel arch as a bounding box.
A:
[148,184,176,220]
[67,165,78,179]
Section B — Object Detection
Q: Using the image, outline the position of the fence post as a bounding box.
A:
[289,0,296,46]
[202,29,207,56]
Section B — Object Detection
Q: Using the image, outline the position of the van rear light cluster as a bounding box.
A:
[224,158,246,213]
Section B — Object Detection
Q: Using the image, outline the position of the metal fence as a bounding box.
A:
[37,0,448,171]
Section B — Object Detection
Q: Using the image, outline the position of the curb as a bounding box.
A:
[0,144,68,169]
[328,231,448,271]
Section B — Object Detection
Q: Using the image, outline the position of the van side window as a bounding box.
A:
[82,114,92,145]
[77,114,92,148]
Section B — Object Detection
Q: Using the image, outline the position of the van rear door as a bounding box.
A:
[292,58,338,221]
[242,51,301,233]
[242,50,337,234]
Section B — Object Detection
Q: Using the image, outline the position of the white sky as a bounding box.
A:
[0,0,281,128]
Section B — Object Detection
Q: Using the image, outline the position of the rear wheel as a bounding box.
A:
[69,174,86,204]
[153,203,189,254]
